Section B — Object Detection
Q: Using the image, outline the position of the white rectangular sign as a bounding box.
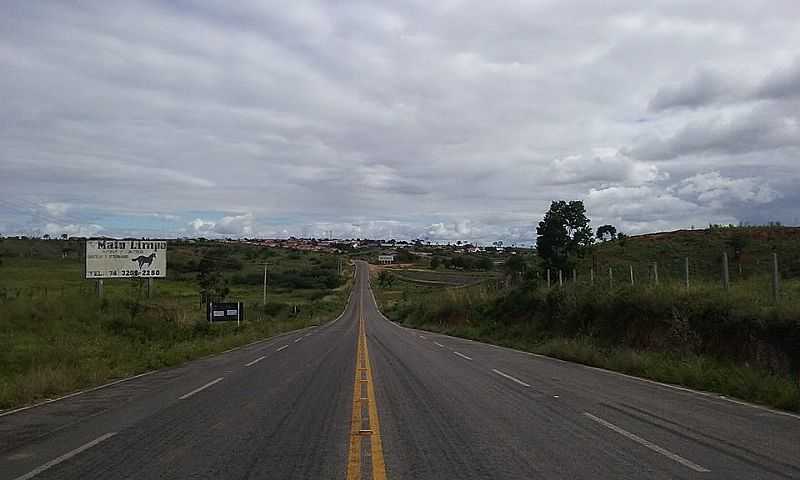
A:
[85,240,167,279]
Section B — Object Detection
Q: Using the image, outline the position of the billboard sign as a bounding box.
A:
[207,302,245,325]
[85,240,167,279]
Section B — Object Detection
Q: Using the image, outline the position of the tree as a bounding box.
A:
[377,270,394,287]
[536,200,593,270]
[617,232,628,247]
[596,224,617,242]
[430,256,442,269]
[503,254,526,275]
[197,256,229,303]
[477,256,493,271]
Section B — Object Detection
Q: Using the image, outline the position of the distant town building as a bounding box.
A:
[378,254,396,264]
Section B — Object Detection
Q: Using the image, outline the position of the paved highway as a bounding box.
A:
[1,261,799,479]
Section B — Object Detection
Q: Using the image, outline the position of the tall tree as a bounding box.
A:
[596,224,617,242]
[536,200,593,270]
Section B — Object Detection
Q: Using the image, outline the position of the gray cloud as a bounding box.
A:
[649,70,739,111]
[1,1,798,241]
[629,101,800,161]
[755,58,800,101]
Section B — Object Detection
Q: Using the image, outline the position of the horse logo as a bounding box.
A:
[132,253,156,269]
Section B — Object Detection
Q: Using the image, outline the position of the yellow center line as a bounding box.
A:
[346,274,387,480]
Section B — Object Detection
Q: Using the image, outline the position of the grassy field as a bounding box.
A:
[389,268,497,286]
[574,226,800,286]
[0,238,353,410]
[372,228,800,413]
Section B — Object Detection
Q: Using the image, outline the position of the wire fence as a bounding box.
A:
[534,251,800,305]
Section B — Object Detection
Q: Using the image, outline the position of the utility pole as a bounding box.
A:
[263,263,270,305]
[684,257,690,290]
[722,252,730,290]
[772,253,780,304]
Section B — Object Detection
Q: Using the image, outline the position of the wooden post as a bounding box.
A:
[547,269,551,288]
[590,268,594,286]
[772,253,780,303]
[572,269,577,284]
[653,262,659,285]
[609,267,613,289]
[629,265,635,285]
[722,252,730,290]
[684,257,690,290]
[263,263,268,305]
[96,279,104,298]
[558,270,563,287]
[146,278,153,298]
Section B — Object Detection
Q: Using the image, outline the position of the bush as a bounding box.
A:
[393,282,800,378]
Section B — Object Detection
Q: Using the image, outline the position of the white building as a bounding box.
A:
[377,254,395,264]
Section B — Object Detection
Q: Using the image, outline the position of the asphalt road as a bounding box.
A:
[1,261,799,479]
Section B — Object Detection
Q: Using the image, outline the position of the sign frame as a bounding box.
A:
[84,239,167,279]
[207,301,245,326]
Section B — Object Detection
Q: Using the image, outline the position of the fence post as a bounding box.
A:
[547,269,551,288]
[653,262,659,285]
[629,265,635,285]
[572,269,577,284]
[722,252,730,290]
[608,267,613,289]
[684,257,690,290]
[772,253,780,303]
[558,270,563,287]
[590,268,594,286]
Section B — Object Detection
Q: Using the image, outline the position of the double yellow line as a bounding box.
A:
[346,280,387,480]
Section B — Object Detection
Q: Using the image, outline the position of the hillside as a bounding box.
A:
[576,226,800,284]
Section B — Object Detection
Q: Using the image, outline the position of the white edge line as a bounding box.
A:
[454,351,472,360]
[294,337,303,343]
[583,412,710,473]
[178,377,223,400]
[366,265,794,420]
[276,345,289,352]
[12,432,117,480]
[0,264,361,418]
[492,368,531,387]
[364,270,792,420]
[244,355,267,367]
[419,330,800,422]
[0,321,325,418]
[0,371,155,418]
[434,341,445,348]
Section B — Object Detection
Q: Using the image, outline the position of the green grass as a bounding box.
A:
[576,226,800,284]
[0,239,353,410]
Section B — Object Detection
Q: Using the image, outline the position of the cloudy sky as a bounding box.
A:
[2,1,799,243]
